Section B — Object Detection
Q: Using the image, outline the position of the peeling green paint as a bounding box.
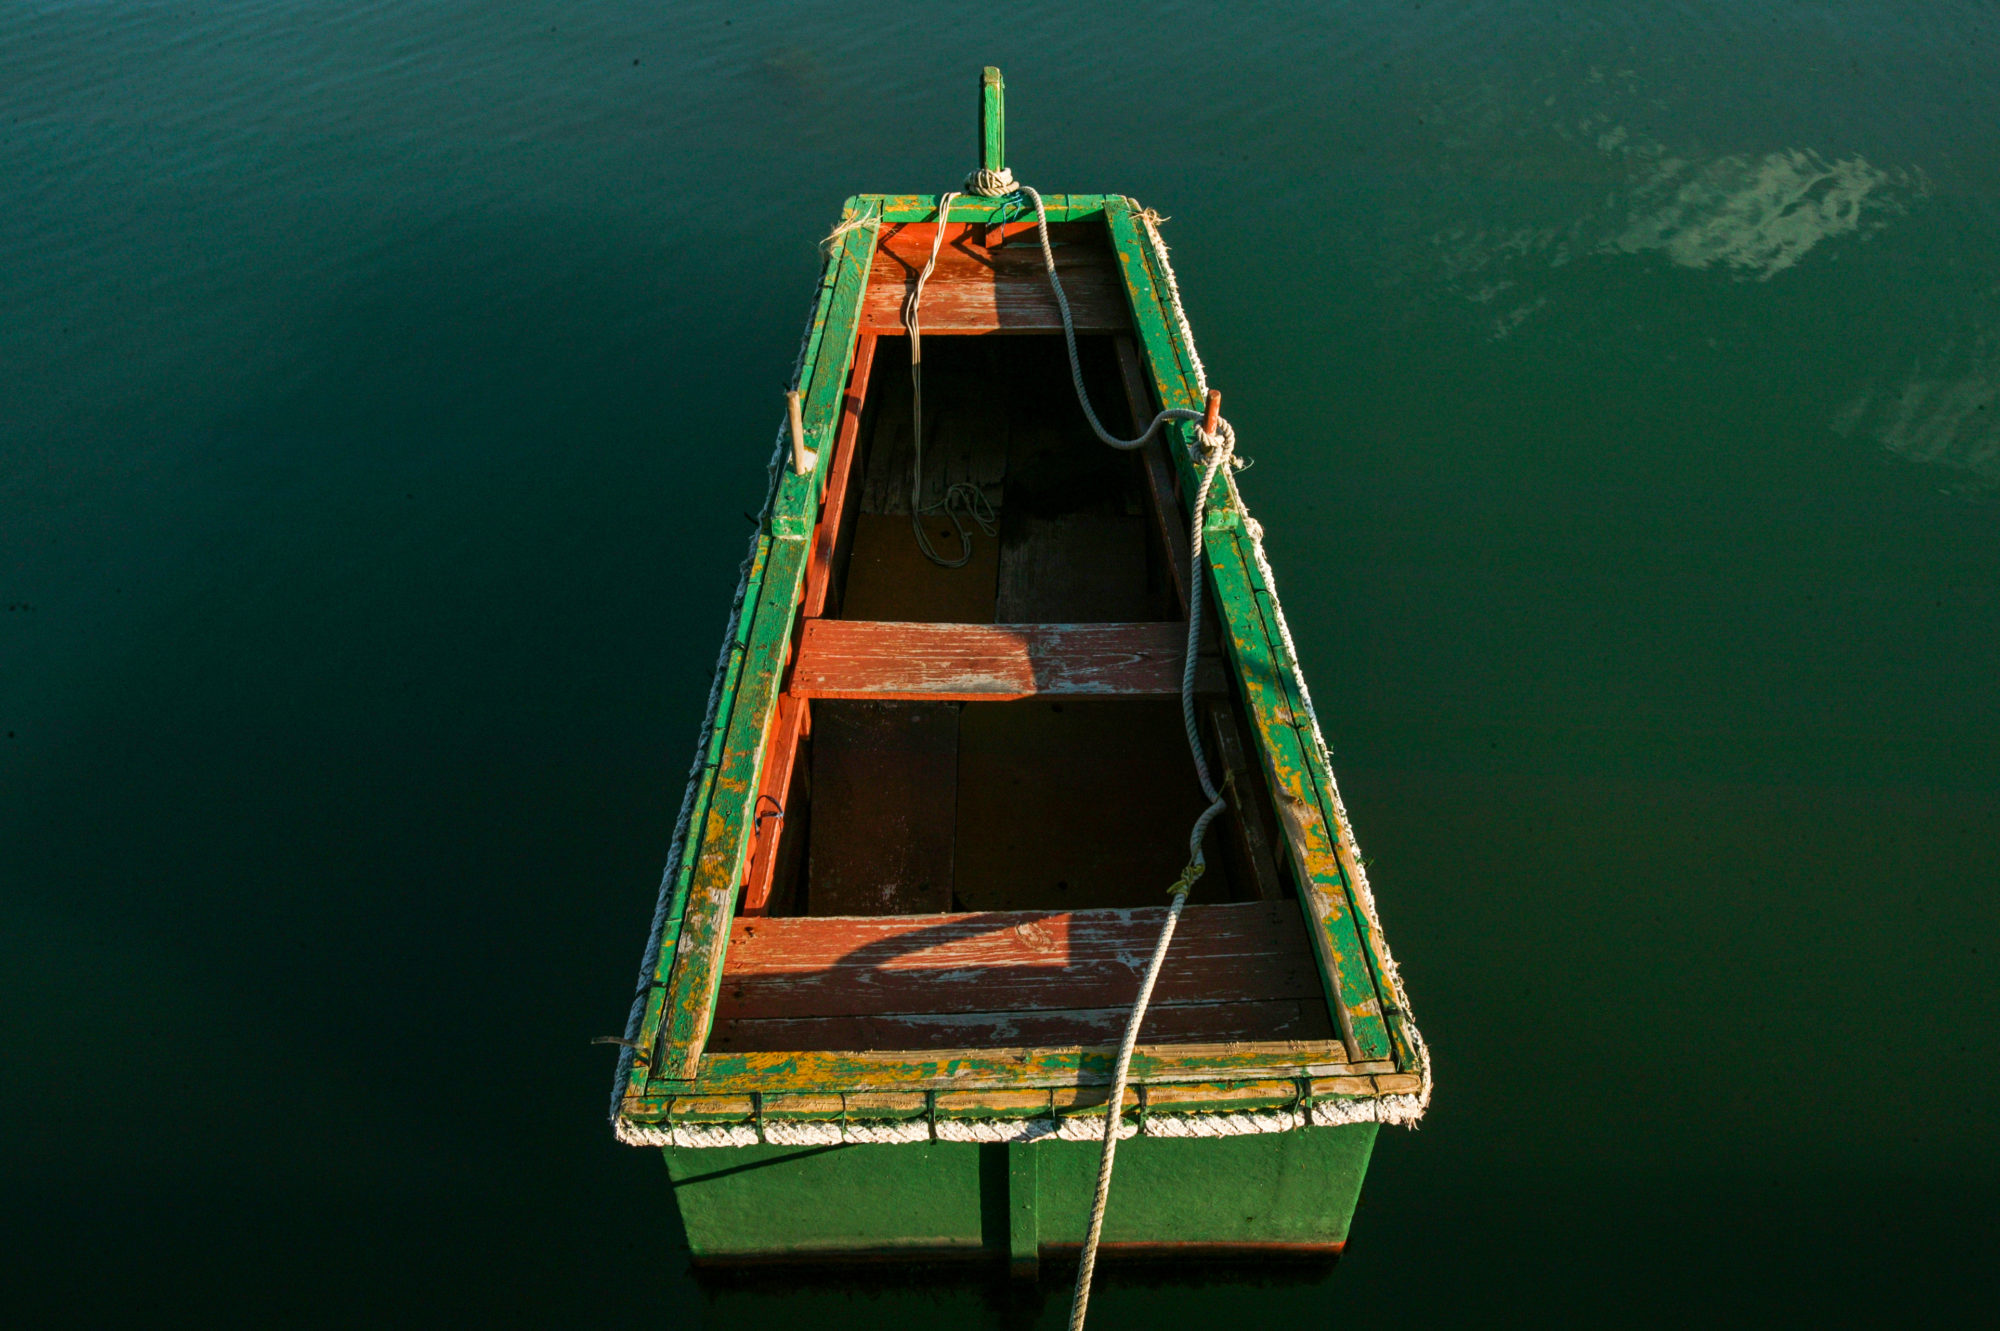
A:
[625,189,1419,1114]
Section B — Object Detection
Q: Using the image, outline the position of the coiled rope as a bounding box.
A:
[909,179,1238,1329]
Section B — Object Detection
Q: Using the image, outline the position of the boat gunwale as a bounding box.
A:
[617,192,1423,1132]
[627,1044,1406,1110]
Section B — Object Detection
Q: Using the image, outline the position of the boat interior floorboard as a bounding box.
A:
[837,336,1170,625]
[952,699,1223,912]
[839,512,1001,623]
[728,306,1311,1053]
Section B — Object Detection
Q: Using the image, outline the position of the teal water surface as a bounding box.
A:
[5,2,1998,1325]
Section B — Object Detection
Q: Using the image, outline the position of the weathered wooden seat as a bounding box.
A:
[710,901,1336,1052]
[790,619,1224,701]
[858,220,1130,335]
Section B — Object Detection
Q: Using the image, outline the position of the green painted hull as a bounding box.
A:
[616,70,1428,1284]
[665,1123,1376,1273]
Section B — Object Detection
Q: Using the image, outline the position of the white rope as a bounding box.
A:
[1056,1115,1143,1142]
[613,1119,674,1147]
[1134,208,1209,398]
[673,1122,762,1149]
[1064,437,1233,1331]
[760,1120,833,1147]
[618,1098,1425,1150]
[965,165,1017,197]
[1312,1093,1427,1129]
[936,1116,1061,1144]
[616,1093,1427,1149]
[840,1119,933,1145]
[1144,1108,1304,1137]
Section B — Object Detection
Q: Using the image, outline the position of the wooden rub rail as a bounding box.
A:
[663,1074,1426,1125]
[791,619,1224,701]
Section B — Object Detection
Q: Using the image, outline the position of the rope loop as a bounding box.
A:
[963,166,1017,197]
[912,482,997,569]
[1167,861,1205,899]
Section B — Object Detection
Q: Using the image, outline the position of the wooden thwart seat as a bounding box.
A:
[791,619,1223,701]
[710,901,1336,1052]
[858,221,1129,335]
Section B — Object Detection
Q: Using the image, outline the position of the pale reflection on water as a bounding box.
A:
[1836,334,2000,490]
[1609,146,1922,278]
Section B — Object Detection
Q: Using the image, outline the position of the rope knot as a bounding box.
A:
[819,209,879,256]
[1194,423,1239,472]
[1168,861,1205,899]
[964,166,1018,197]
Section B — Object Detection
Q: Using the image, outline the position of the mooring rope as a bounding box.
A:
[901,183,1254,1328]
[1064,424,1235,1331]
[994,182,1240,1331]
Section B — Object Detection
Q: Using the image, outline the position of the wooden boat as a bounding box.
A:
[610,69,1428,1278]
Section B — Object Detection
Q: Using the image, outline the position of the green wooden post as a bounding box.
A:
[980,67,1005,176]
[1007,1140,1038,1279]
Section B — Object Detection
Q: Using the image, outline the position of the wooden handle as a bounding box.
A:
[788,390,816,475]
[1202,389,1221,435]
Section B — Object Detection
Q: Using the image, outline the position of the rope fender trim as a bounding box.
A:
[613,1095,1427,1150]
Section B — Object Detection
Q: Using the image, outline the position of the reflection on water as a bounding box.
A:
[1609,146,1922,279]
[1395,68,1996,491]
[1425,124,1924,302]
[1834,332,2000,490]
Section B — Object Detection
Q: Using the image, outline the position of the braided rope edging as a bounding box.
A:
[613,1092,1427,1149]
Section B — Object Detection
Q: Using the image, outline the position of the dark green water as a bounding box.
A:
[6,2,1998,1324]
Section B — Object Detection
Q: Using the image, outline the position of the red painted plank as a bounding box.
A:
[804,332,877,619]
[739,692,809,915]
[791,619,1222,700]
[1114,332,1190,617]
[859,221,1129,334]
[709,998,1334,1052]
[1205,701,1286,904]
[714,901,1324,1020]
